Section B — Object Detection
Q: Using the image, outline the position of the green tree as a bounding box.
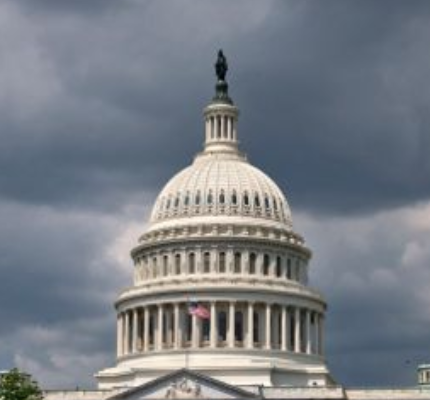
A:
[0,368,43,400]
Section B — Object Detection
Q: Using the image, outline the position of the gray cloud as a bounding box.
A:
[0,0,428,214]
[297,202,430,386]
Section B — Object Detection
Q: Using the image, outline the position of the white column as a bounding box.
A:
[196,248,202,274]
[306,309,312,354]
[227,116,232,139]
[132,309,138,353]
[242,250,249,274]
[270,255,277,277]
[247,302,254,349]
[117,313,123,357]
[257,253,263,276]
[227,249,234,274]
[265,303,271,350]
[294,307,301,353]
[181,249,187,275]
[174,303,180,349]
[157,305,163,350]
[210,302,217,348]
[228,301,235,348]
[281,306,287,351]
[144,307,149,351]
[205,118,210,142]
[124,311,130,355]
[192,314,198,348]
[211,249,217,273]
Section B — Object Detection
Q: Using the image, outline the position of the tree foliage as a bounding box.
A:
[0,368,43,400]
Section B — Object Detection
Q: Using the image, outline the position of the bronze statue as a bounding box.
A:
[215,50,228,81]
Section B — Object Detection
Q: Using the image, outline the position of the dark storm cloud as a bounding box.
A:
[232,1,430,215]
[1,0,429,215]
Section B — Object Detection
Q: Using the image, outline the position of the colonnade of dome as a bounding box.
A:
[117,301,324,357]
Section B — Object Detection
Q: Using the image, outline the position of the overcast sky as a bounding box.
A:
[1,0,430,390]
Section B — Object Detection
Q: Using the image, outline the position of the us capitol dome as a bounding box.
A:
[96,51,333,389]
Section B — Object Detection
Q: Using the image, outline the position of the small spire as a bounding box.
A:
[213,49,233,104]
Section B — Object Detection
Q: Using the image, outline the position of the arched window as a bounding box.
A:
[232,191,237,205]
[273,198,278,210]
[184,193,190,206]
[264,196,270,209]
[234,252,241,273]
[166,198,171,210]
[263,254,270,275]
[219,252,226,273]
[287,258,292,279]
[276,256,282,277]
[163,255,168,276]
[203,252,210,273]
[174,195,180,208]
[189,253,195,274]
[207,191,213,205]
[153,257,158,278]
[254,194,260,208]
[243,193,249,206]
[195,192,201,205]
[175,254,181,274]
[249,253,256,274]
[219,191,225,204]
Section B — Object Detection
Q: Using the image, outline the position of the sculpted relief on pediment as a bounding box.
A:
[108,369,258,400]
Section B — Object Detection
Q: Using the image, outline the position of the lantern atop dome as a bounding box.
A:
[204,50,239,154]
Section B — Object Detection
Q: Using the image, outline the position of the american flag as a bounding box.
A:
[188,301,210,319]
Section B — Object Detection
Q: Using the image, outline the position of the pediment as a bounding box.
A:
[107,369,259,400]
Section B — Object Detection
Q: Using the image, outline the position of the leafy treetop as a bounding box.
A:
[0,368,43,400]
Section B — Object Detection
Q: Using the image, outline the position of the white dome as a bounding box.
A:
[149,151,293,229]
